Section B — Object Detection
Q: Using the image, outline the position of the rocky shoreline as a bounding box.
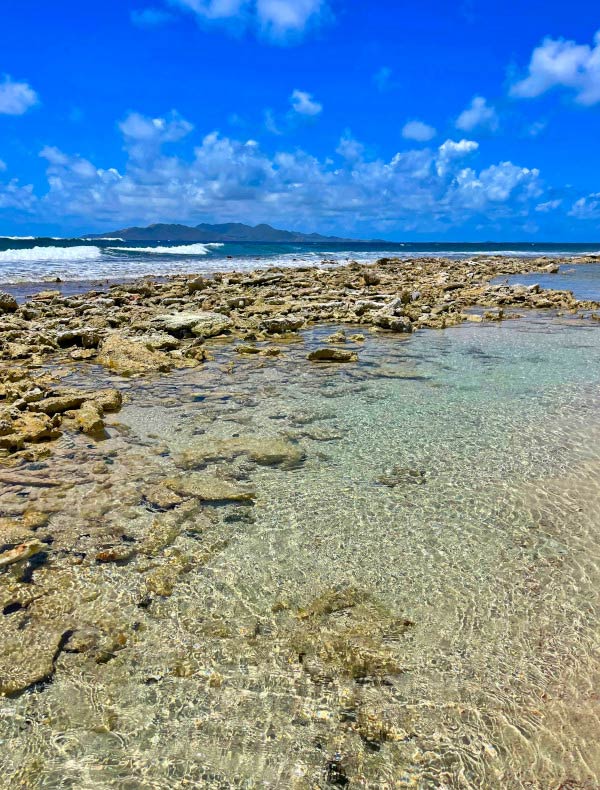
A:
[1,254,598,462]
[1,254,600,785]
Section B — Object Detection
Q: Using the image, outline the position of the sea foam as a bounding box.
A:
[0,245,102,263]
[107,243,224,255]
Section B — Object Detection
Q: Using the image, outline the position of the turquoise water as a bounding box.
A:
[495,261,600,301]
[0,236,599,285]
[2,312,600,787]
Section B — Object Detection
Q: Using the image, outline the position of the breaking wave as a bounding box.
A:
[107,243,224,255]
[0,245,102,263]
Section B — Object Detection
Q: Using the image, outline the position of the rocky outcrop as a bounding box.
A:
[97,334,175,376]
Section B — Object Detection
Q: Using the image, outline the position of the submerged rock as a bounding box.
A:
[164,473,256,503]
[176,436,306,470]
[308,348,358,363]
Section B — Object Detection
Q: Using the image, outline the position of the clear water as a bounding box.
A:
[496,262,600,302]
[1,237,600,285]
[2,312,600,788]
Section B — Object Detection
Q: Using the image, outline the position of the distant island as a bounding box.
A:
[86,222,364,243]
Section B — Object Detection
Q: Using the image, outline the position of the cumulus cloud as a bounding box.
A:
[436,138,478,176]
[0,76,38,115]
[511,30,600,105]
[25,112,554,235]
[289,89,322,116]
[456,96,499,132]
[170,0,329,42]
[402,120,437,142]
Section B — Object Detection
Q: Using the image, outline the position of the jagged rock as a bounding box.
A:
[73,402,105,435]
[187,276,208,293]
[326,331,346,344]
[0,291,18,313]
[373,313,413,332]
[308,348,358,363]
[97,334,174,376]
[261,316,305,334]
[152,311,232,338]
[56,328,101,349]
[0,411,61,450]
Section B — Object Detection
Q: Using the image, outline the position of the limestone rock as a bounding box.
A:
[97,334,174,376]
[307,348,358,363]
[164,473,256,503]
[0,291,18,313]
[152,311,232,338]
[176,436,306,470]
[0,619,68,695]
[261,316,304,334]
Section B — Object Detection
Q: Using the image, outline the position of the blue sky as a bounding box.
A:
[0,0,599,240]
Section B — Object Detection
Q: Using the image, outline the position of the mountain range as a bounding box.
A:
[87,222,360,243]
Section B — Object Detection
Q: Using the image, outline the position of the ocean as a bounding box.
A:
[1,236,600,287]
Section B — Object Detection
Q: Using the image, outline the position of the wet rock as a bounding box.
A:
[261,316,304,334]
[0,619,68,695]
[176,436,306,470]
[0,539,46,567]
[377,466,426,487]
[142,482,184,511]
[97,334,174,376]
[373,313,413,333]
[348,333,365,342]
[143,332,182,351]
[308,348,358,363]
[95,545,136,563]
[73,402,105,436]
[56,328,101,349]
[164,473,256,503]
[326,331,346,344]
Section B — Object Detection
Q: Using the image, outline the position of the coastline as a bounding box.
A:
[2,255,600,787]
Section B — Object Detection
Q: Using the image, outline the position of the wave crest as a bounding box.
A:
[0,245,102,263]
[107,243,223,255]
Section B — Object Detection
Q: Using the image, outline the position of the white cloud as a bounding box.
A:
[436,138,478,176]
[447,162,541,211]
[0,76,38,115]
[29,113,551,234]
[0,159,6,172]
[569,193,600,219]
[511,30,600,105]
[456,96,499,132]
[290,89,322,116]
[170,0,329,42]
[402,120,437,142]
[131,7,174,26]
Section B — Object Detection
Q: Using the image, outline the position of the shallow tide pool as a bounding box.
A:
[2,313,600,789]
